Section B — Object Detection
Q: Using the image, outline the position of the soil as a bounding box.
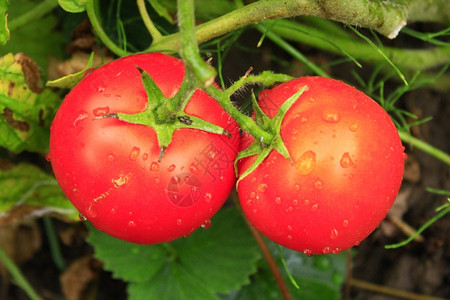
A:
[0,22,449,300]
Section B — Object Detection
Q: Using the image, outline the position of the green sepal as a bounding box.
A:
[98,66,229,161]
[251,92,270,131]
[138,67,166,112]
[174,114,230,137]
[235,85,307,186]
[235,142,273,188]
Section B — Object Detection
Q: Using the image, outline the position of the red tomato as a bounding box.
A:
[237,76,405,255]
[49,53,240,244]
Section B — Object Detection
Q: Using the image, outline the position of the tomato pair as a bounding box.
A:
[50,53,404,254]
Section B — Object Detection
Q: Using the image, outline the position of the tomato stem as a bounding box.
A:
[204,85,274,142]
[177,0,217,86]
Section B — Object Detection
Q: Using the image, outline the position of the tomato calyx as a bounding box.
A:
[95,67,231,161]
[235,85,308,186]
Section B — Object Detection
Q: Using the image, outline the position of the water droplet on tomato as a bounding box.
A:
[295,150,316,175]
[322,247,332,254]
[303,249,312,256]
[154,177,160,184]
[93,106,110,117]
[171,175,181,185]
[287,235,293,240]
[252,208,258,214]
[107,154,115,161]
[177,219,182,225]
[295,184,300,190]
[314,180,323,189]
[332,248,341,254]
[286,206,293,212]
[204,193,212,203]
[142,153,148,161]
[340,152,354,168]
[250,192,256,199]
[258,183,267,192]
[167,164,176,172]
[403,152,408,160]
[275,197,281,204]
[73,111,88,127]
[293,199,299,205]
[112,174,129,188]
[311,204,318,211]
[45,153,51,162]
[129,146,140,161]
[287,225,293,232]
[150,162,160,171]
[251,177,257,183]
[354,240,361,246]
[97,86,105,93]
[343,219,349,227]
[322,109,341,123]
[330,228,339,240]
[201,219,211,229]
[128,220,136,227]
[304,199,310,205]
[86,205,97,218]
[349,123,359,132]
[78,213,87,221]
[189,164,199,174]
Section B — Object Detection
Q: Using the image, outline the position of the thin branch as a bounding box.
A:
[350,278,448,300]
[231,192,293,300]
[136,0,163,43]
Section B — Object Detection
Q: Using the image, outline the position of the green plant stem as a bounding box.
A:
[255,23,329,77]
[150,0,411,52]
[177,0,216,86]
[137,0,163,43]
[86,0,130,57]
[0,247,41,300]
[8,0,58,31]
[399,131,450,166]
[43,217,66,271]
[205,84,273,143]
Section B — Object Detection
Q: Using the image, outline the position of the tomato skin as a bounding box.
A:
[238,76,405,255]
[49,53,240,244]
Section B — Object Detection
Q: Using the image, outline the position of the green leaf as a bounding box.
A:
[147,0,173,23]
[46,52,95,89]
[128,264,218,300]
[0,0,63,71]
[0,161,78,220]
[0,0,9,45]
[223,246,347,300]
[88,207,261,300]
[57,0,86,13]
[0,53,61,154]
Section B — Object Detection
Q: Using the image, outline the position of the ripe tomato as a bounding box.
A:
[49,53,240,244]
[237,76,405,255]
